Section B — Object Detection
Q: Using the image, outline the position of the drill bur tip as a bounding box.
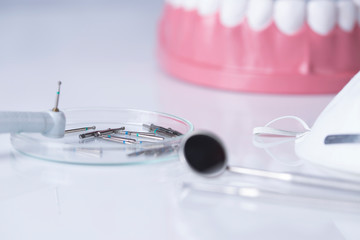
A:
[52,81,62,112]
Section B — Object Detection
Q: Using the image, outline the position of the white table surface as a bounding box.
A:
[0,1,359,239]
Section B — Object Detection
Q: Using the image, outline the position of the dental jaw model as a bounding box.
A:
[0,82,66,138]
[159,0,360,93]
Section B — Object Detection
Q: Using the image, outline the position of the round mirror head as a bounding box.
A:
[179,131,228,177]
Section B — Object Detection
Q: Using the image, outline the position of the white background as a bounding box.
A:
[0,1,359,239]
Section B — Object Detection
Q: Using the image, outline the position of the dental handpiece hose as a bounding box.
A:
[0,111,57,133]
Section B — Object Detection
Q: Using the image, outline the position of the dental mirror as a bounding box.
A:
[179,131,360,193]
[179,131,227,177]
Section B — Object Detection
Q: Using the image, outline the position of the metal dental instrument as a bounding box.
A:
[134,134,164,141]
[121,131,156,136]
[182,182,360,213]
[100,135,136,144]
[179,131,360,193]
[52,81,62,112]
[79,127,125,139]
[0,82,66,138]
[65,126,96,134]
[143,124,183,137]
[127,144,178,157]
[324,134,360,144]
[118,131,164,141]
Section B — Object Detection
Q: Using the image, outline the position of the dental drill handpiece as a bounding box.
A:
[0,81,66,138]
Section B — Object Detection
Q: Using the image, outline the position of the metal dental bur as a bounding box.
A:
[127,145,177,157]
[122,131,156,136]
[65,126,96,134]
[93,127,125,137]
[79,127,125,139]
[133,133,164,141]
[118,131,164,141]
[52,81,62,112]
[143,124,183,137]
[100,135,136,144]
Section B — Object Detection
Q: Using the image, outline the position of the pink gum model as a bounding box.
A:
[158,4,360,94]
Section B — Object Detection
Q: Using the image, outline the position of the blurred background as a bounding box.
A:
[0,0,164,110]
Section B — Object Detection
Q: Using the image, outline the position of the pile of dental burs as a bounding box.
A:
[65,123,183,158]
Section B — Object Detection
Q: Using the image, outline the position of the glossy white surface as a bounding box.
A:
[0,1,359,239]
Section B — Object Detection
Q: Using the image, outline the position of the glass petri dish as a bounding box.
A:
[11,108,193,165]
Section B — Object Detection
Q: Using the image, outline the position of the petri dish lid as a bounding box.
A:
[11,108,193,165]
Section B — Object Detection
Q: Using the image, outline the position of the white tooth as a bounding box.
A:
[247,0,273,31]
[307,0,336,35]
[198,0,220,16]
[274,0,306,35]
[183,0,199,11]
[338,1,356,32]
[220,0,248,27]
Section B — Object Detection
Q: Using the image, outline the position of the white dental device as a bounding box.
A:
[0,81,66,138]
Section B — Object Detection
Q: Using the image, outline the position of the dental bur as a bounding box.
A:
[100,135,136,144]
[0,81,66,138]
[143,124,182,137]
[118,131,164,141]
[79,127,125,139]
[52,81,62,112]
[65,126,96,134]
